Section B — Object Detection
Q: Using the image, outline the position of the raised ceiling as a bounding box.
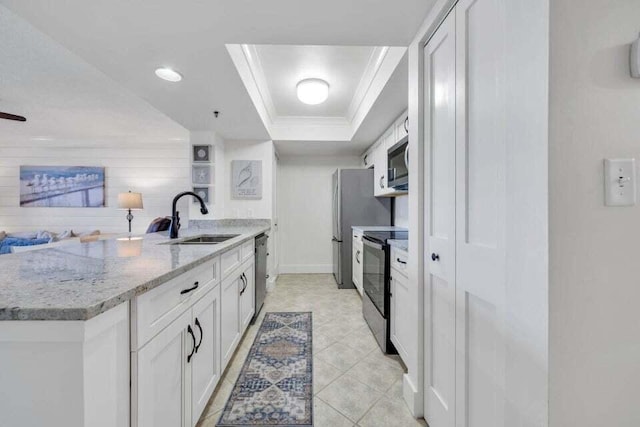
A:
[1,0,436,154]
[228,43,406,142]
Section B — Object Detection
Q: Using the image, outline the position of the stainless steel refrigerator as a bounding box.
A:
[332,168,391,289]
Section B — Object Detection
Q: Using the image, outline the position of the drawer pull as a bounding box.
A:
[187,325,196,363]
[396,258,407,265]
[180,281,199,295]
[194,318,203,353]
[356,250,361,264]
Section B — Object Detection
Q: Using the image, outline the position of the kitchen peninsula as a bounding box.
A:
[0,219,270,427]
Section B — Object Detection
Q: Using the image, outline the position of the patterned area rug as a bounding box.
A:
[217,312,313,427]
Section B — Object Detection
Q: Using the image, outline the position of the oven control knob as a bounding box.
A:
[431,253,440,261]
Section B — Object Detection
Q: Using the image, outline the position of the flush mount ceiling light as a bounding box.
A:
[296,78,329,105]
[155,67,183,82]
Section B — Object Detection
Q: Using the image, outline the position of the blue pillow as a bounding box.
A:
[0,237,50,255]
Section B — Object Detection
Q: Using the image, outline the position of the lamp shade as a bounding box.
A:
[118,191,143,210]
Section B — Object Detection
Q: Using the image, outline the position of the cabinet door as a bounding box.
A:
[394,110,409,143]
[191,286,221,426]
[136,310,191,427]
[220,273,241,369]
[390,270,410,364]
[373,142,386,196]
[239,261,255,330]
[354,240,364,295]
[423,9,457,427]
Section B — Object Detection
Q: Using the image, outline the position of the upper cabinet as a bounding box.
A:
[363,109,409,197]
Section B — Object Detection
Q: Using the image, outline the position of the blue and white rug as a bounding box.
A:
[217,312,313,427]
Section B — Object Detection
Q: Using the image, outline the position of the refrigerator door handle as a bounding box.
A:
[332,237,342,242]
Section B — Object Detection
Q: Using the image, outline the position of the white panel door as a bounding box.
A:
[191,286,221,426]
[423,10,457,427]
[136,310,191,427]
[455,0,507,426]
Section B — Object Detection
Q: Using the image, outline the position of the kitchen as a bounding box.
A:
[1,1,638,427]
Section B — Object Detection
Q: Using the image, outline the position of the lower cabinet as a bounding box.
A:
[352,233,363,296]
[390,267,411,364]
[240,261,255,330]
[135,285,221,427]
[190,286,221,425]
[220,271,242,369]
[134,247,256,427]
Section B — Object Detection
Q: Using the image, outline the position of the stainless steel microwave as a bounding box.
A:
[387,136,408,190]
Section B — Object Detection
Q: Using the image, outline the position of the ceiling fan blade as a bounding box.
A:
[0,112,27,122]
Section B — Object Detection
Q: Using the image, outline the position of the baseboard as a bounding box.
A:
[403,373,423,418]
[279,264,333,274]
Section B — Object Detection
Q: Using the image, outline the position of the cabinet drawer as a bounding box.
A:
[390,247,408,276]
[134,259,217,349]
[241,239,254,263]
[221,247,241,279]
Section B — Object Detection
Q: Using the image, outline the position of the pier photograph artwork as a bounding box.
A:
[19,166,105,207]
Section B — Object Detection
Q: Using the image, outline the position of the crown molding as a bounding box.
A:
[226,43,406,142]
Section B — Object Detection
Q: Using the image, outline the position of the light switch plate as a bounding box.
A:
[604,158,637,206]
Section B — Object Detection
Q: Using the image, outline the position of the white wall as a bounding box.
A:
[278,155,361,274]
[0,137,190,234]
[549,1,640,425]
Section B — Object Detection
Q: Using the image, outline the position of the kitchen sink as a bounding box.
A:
[168,234,240,245]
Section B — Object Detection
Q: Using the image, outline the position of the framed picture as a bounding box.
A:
[192,165,213,185]
[192,187,211,204]
[19,166,105,207]
[192,145,212,163]
[231,160,262,199]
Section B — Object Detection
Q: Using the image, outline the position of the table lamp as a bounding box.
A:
[118,191,143,234]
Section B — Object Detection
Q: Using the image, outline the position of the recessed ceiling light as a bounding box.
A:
[296,78,329,105]
[155,67,183,82]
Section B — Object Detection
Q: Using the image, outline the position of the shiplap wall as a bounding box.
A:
[0,138,190,234]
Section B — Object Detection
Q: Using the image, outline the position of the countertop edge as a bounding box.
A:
[0,226,269,321]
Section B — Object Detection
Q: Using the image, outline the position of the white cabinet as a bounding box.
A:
[393,109,409,143]
[190,286,221,426]
[135,284,222,427]
[136,309,191,427]
[220,271,242,369]
[390,252,410,364]
[366,112,407,198]
[351,231,364,295]
[239,260,255,330]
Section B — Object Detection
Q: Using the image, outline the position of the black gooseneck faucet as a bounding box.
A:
[170,191,209,239]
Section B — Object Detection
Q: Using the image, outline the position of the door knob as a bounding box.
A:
[431,253,440,261]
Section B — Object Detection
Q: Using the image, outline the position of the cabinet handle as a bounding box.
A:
[187,325,196,363]
[364,154,368,166]
[396,258,407,265]
[194,318,203,353]
[180,281,199,295]
[404,117,409,133]
[240,273,247,295]
[379,176,384,188]
[431,253,440,262]
[356,250,360,264]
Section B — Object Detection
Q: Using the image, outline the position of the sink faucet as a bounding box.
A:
[170,191,209,239]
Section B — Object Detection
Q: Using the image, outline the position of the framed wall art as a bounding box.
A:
[19,166,105,207]
[231,160,262,199]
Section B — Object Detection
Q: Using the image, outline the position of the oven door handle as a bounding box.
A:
[362,236,384,251]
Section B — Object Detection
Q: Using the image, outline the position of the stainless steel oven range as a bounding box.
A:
[361,230,408,354]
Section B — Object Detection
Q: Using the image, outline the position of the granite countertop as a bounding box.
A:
[388,239,408,252]
[0,219,270,321]
[351,226,408,232]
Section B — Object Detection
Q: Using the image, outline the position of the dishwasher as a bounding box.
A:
[252,233,268,323]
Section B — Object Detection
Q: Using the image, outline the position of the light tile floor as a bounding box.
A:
[197,274,427,427]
